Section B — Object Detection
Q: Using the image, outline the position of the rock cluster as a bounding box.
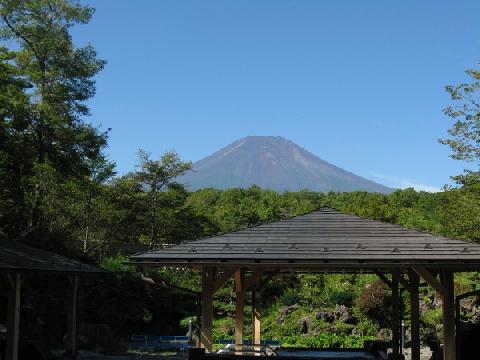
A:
[316,305,354,324]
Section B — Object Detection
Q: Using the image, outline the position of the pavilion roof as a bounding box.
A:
[0,240,102,274]
[129,207,480,271]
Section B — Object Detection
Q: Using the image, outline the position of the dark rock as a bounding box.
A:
[316,305,354,323]
[470,307,480,324]
[459,297,477,312]
[334,305,353,323]
[316,309,335,322]
[277,304,300,324]
[299,317,312,334]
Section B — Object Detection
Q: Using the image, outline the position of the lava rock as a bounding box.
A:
[316,309,335,322]
[278,304,300,324]
[334,305,353,323]
[299,317,312,334]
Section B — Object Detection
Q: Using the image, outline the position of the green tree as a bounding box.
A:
[135,150,192,246]
[0,47,32,235]
[440,63,480,185]
[0,0,108,229]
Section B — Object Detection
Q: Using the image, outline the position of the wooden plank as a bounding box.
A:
[441,270,456,360]
[244,270,263,290]
[212,267,239,293]
[408,270,420,360]
[252,277,261,345]
[6,273,21,360]
[66,275,79,358]
[234,269,245,345]
[391,271,400,359]
[375,271,393,289]
[200,267,215,351]
[413,267,446,298]
[393,272,411,291]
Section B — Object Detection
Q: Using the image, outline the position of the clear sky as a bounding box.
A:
[72,0,480,192]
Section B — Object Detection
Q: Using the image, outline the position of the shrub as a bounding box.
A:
[356,280,391,326]
[282,333,375,348]
[280,288,302,306]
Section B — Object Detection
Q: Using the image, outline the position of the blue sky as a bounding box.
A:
[72,0,480,192]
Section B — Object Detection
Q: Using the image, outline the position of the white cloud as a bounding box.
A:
[370,172,442,193]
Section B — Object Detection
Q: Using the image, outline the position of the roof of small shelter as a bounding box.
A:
[0,240,102,274]
[129,207,480,271]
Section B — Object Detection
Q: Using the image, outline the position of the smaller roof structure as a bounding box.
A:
[0,240,101,274]
[129,207,480,272]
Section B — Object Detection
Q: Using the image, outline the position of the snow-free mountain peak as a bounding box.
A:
[180,136,393,193]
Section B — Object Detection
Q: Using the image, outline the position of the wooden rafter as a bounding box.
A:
[413,266,446,298]
[374,271,393,289]
[212,267,239,293]
[244,270,263,290]
[395,273,412,291]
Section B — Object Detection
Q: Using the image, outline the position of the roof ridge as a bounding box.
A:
[131,206,329,255]
[333,208,470,243]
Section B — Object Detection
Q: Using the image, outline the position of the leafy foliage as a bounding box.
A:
[440,63,480,185]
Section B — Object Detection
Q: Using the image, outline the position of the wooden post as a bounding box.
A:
[200,267,215,351]
[234,269,245,345]
[441,270,456,360]
[196,294,202,348]
[391,271,400,359]
[6,273,22,360]
[408,270,420,360]
[252,277,261,345]
[66,275,79,358]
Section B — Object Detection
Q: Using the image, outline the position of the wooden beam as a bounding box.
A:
[394,273,411,291]
[200,267,215,351]
[234,269,245,345]
[6,273,21,360]
[377,270,411,292]
[441,270,456,360]
[212,267,239,293]
[408,270,420,360]
[391,271,401,359]
[375,271,393,289]
[66,276,79,358]
[244,270,263,290]
[413,266,446,298]
[251,276,261,345]
[141,274,200,296]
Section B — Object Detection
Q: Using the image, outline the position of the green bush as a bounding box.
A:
[100,256,136,272]
[422,308,442,327]
[280,288,302,306]
[282,333,375,348]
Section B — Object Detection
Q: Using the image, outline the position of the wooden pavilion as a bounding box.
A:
[0,240,101,360]
[129,207,480,360]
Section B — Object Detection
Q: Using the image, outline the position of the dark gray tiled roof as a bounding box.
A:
[129,208,480,269]
[0,241,102,274]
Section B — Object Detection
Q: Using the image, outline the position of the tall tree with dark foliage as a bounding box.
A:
[0,0,109,239]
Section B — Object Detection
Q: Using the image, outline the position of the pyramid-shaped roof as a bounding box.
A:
[129,207,480,271]
[0,240,101,274]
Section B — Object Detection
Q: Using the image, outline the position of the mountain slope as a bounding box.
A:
[180,136,393,193]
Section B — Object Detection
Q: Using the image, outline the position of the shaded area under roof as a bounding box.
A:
[129,207,480,271]
[0,240,101,274]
